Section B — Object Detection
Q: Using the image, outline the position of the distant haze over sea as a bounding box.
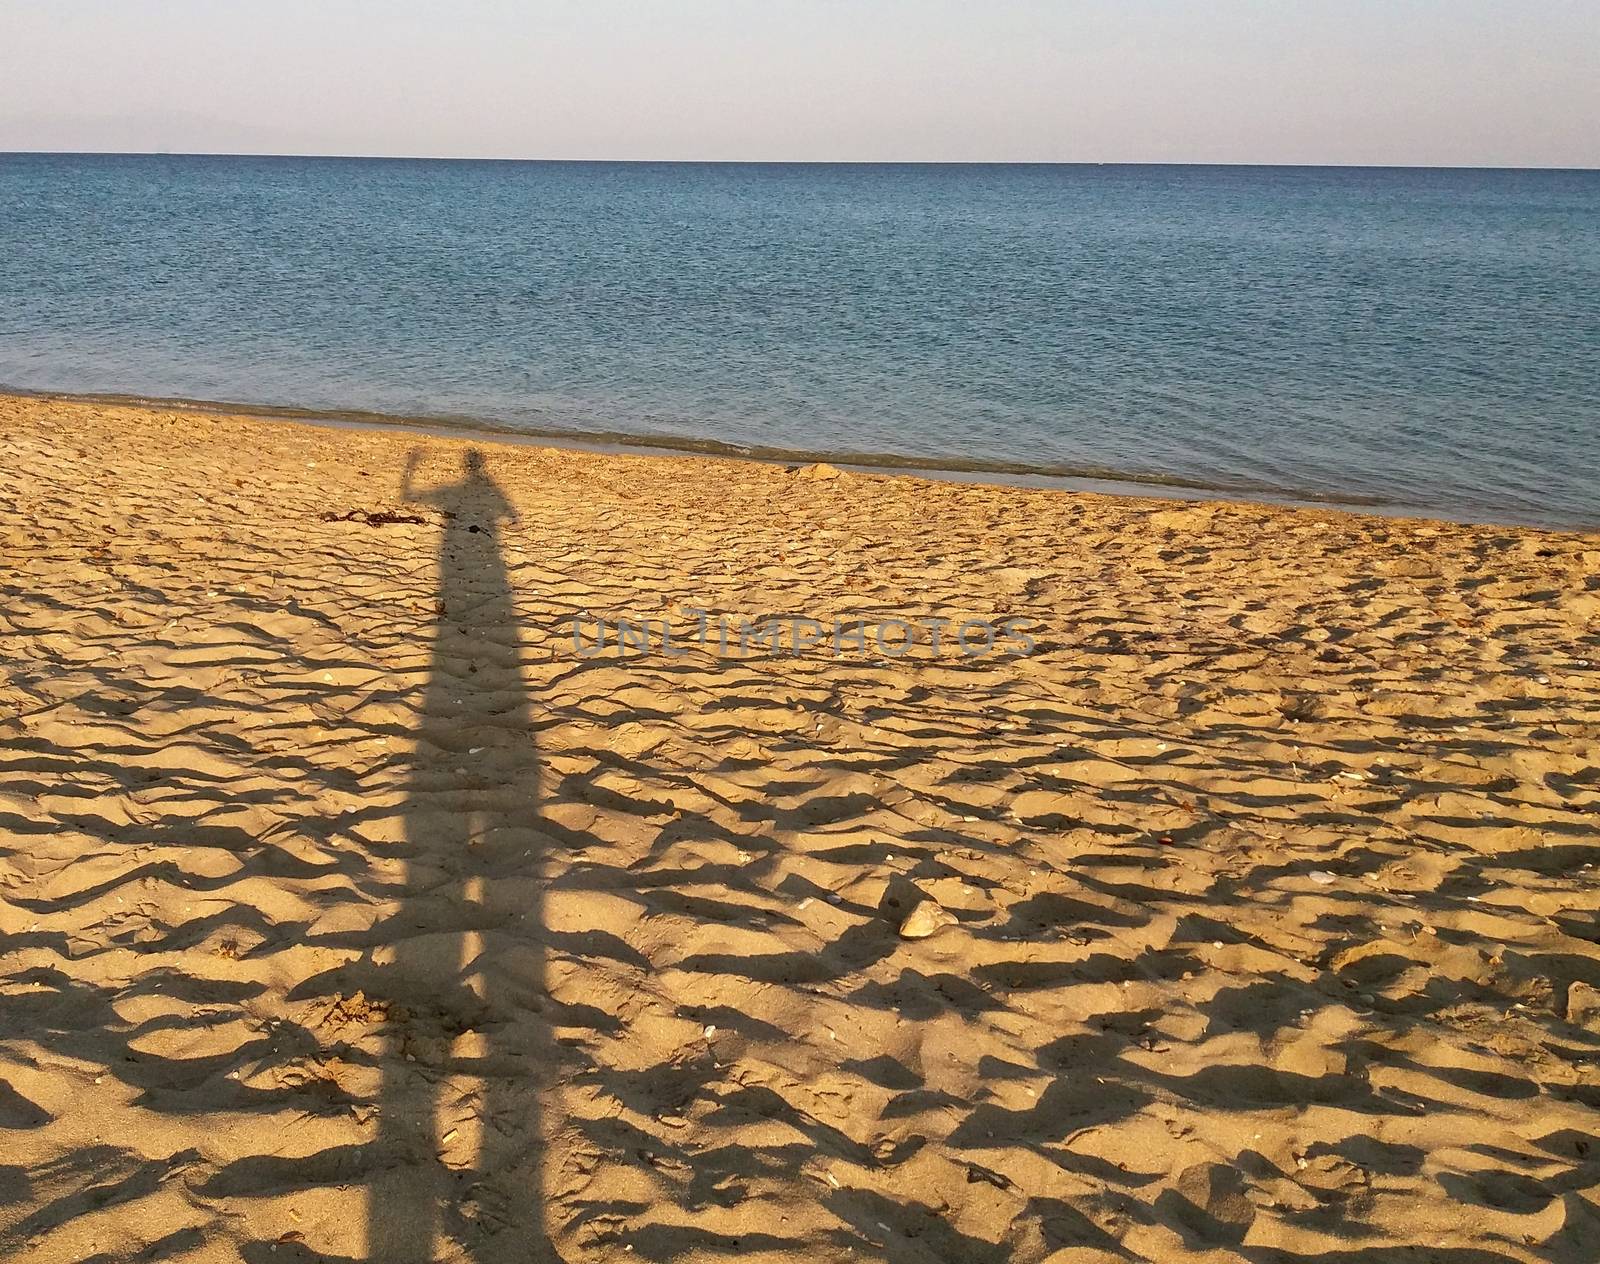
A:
[2,154,1597,527]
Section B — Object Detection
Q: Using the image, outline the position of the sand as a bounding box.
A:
[2,391,1599,1263]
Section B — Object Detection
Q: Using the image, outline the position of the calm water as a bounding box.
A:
[2,154,1597,526]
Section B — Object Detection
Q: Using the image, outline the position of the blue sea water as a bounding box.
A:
[1,153,1597,527]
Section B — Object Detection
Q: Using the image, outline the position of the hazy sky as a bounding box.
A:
[2,1,1596,167]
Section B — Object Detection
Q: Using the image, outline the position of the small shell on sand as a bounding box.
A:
[793,461,846,481]
[898,899,958,939]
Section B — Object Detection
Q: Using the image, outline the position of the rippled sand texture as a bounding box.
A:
[3,393,1600,1264]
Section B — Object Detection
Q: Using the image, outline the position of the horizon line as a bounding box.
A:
[2,149,1597,174]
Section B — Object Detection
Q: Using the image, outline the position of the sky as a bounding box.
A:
[1,1,1596,167]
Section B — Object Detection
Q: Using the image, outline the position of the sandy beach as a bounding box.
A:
[3,390,1600,1262]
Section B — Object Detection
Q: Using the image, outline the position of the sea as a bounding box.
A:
[2,154,1596,527]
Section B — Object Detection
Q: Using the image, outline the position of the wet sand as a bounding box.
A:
[3,392,1599,1262]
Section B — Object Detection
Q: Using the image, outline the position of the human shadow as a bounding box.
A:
[367,448,555,1262]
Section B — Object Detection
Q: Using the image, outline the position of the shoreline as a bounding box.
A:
[8,384,1579,533]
